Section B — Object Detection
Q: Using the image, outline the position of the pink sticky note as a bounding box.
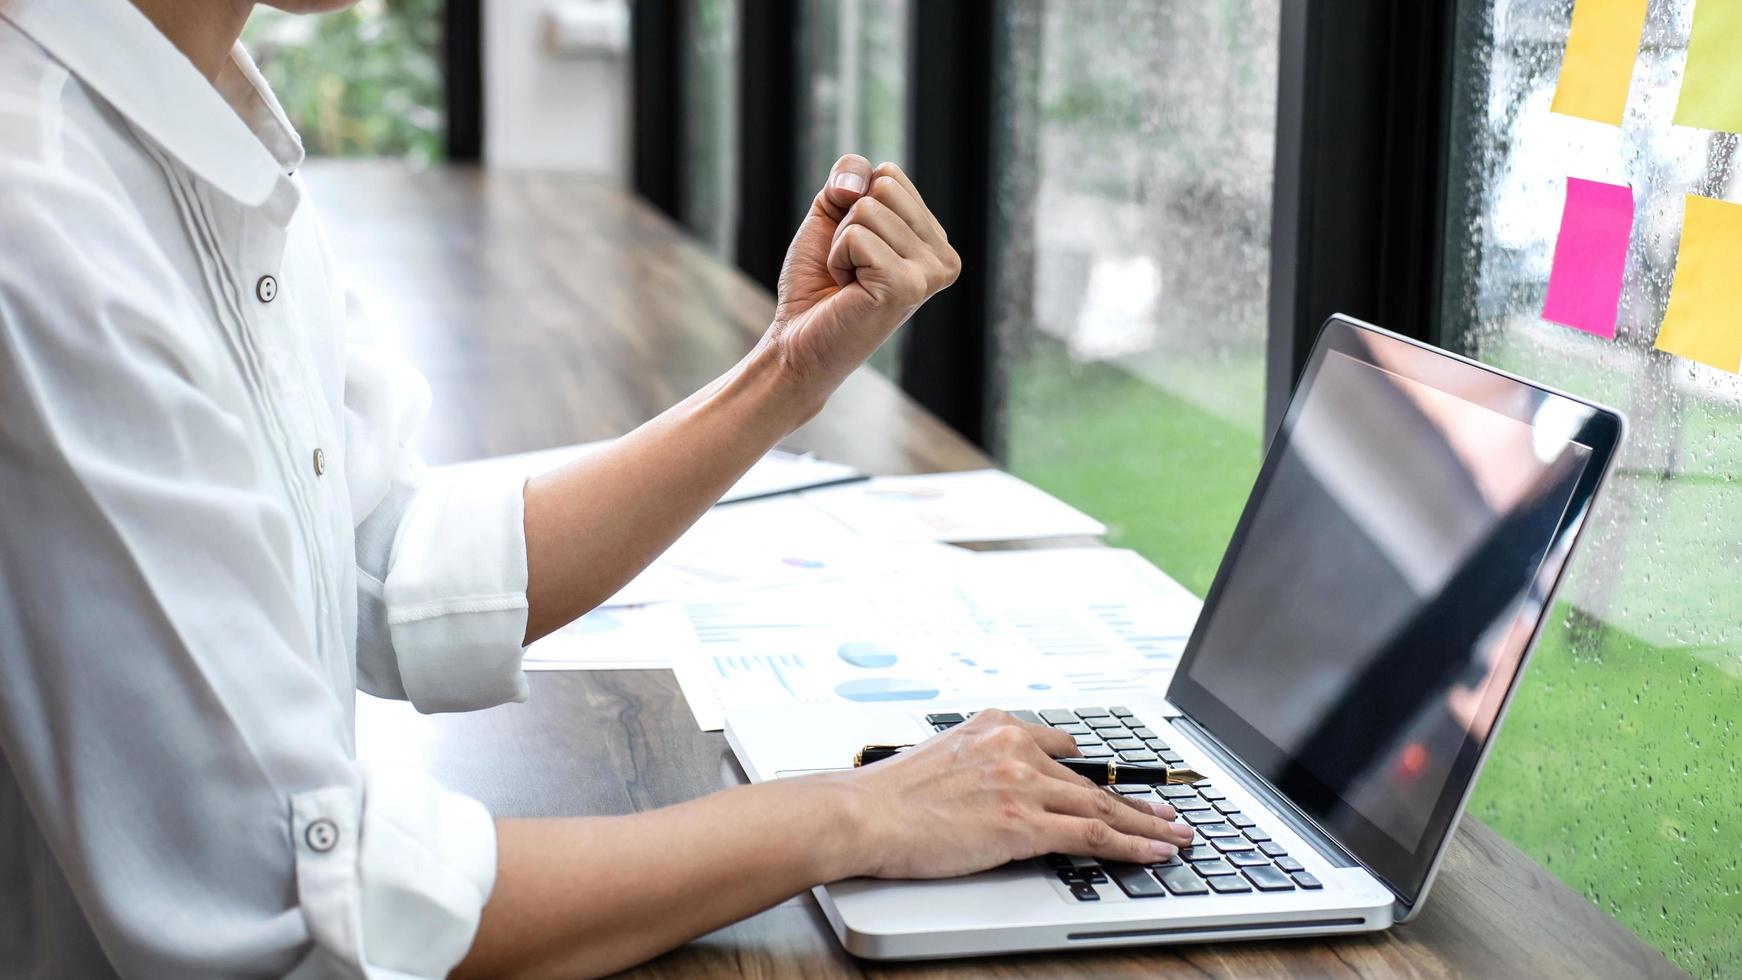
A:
[1542,178,1635,339]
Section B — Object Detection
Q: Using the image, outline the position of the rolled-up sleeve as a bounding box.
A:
[0,165,500,977]
[343,300,531,713]
[291,767,498,979]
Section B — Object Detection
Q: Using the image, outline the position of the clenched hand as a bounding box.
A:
[764,154,960,399]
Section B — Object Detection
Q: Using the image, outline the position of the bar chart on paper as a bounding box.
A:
[959,549,1202,698]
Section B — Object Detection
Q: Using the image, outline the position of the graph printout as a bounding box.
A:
[674,548,1202,730]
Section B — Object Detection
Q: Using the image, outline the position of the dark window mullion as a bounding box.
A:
[734,0,801,292]
[1265,0,1459,440]
[900,0,997,449]
[631,0,689,222]
[443,0,484,162]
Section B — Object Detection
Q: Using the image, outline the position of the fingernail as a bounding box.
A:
[1150,840,1178,861]
[1171,821,1192,837]
[1148,801,1175,819]
[833,172,867,194]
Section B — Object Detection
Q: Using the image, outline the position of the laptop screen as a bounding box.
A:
[1167,318,1621,910]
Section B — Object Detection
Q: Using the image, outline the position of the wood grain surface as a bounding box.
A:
[309,160,1684,979]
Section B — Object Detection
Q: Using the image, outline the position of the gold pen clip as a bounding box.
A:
[854,743,912,767]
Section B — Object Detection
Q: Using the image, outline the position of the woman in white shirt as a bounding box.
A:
[0,0,1193,976]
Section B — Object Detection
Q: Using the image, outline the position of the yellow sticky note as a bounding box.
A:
[1655,195,1742,374]
[1674,0,1742,133]
[1550,0,1648,126]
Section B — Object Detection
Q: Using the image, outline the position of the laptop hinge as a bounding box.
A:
[1171,716,1370,876]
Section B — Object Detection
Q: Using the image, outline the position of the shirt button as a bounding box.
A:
[311,447,325,477]
[305,818,339,853]
[256,274,278,303]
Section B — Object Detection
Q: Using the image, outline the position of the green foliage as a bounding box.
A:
[242,0,444,162]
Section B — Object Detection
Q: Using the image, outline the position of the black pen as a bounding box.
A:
[854,744,1205,786]
[713,472,872,506]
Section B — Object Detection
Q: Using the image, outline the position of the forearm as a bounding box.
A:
[453,774,865,979]
[521,337,818,642]
[453,712,1195,978]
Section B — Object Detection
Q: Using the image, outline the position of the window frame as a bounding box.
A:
[1266,0,1461,441]
[896,0,999,447]
[621,7,1722,970]
[445,0,484,162]
[735,0,802,293]
[631,0,690,221]
[626,0,1465,447]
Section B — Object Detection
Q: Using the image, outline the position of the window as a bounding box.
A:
[1444,2,1741,974]
[627,6,1736,968]
[682,0,739,257]
[994,0,1280,595]
[796,0,908,204]
[796,0,909,375]
[243,0,444,162]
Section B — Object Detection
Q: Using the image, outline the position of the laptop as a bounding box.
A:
[726,315,1624,959]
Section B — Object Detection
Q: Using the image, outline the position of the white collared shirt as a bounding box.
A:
[0,1,532,976]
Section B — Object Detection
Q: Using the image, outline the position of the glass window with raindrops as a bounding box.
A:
[683,0,740,259]
[1443,1,1740,974]
[993,0,1280,599]
[797,0,909,378]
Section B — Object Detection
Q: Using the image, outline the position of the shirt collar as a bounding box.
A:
[4,0,303,207]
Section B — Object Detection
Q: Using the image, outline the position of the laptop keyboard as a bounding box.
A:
[925,706,1322,902]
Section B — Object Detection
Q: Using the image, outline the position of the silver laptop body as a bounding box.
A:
[729,695,1397,958]
[727,316,1625,959]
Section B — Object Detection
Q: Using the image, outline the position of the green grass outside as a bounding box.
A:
[1004,347,1263,596]
[1005,344,1740,977]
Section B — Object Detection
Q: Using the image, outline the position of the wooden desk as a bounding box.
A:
[308,160,1683,979]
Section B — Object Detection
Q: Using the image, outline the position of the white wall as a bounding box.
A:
[483,0,631,177]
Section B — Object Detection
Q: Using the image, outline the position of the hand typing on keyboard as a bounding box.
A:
[835,710,1195,879]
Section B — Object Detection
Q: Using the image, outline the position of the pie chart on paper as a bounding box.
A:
[836,641,898,668]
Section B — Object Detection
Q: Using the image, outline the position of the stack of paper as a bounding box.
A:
[448,443,1182,708]
[523,602,699,671]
